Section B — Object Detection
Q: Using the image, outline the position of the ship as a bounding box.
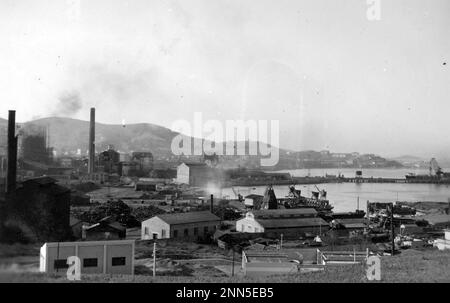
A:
[282,185,334,212]
[405,158,450,182]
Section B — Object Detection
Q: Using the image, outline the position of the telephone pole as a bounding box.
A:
[153,242,156,277]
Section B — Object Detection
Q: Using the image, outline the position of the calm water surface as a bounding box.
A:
[222,169,450,212]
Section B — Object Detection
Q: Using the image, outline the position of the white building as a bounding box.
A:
[176,162,221,187]
[236,208,328,238]
[434,229,450,251]
[141,211,221,240]
[39,240,135,275]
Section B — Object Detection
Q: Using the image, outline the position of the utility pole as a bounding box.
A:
[390,203,395,256]
[357,196,359,211]
[280,234,283,249]
[231,246,235,277]
[153,242,156,277]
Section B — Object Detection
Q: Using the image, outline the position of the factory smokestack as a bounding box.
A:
[88,107,95,174]
[6,110,17,194]
[210,194,214,213]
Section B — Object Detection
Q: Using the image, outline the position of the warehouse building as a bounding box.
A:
[236,208,328,238]
[141,211,221,240]
[39,239,135,275]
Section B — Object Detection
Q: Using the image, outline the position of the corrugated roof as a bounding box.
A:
[181,162,207,167]
[23,176,57,185]
[256,217,328,229]
[252,208,317,219]
[341,223,366,229]
[334,218,368,225]
[157,211,220,225]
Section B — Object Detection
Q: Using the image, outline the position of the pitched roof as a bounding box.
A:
[84,221,126,232]
[23,176,57,185]
[156,211,220,225]
[256,217,328,229]
[181,162,207,167]
[251,208,317,219]
[334,218,368,225]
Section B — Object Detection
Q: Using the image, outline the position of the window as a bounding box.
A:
[248,225,252,231]
[203,226,208,234]
[144,227,149,235]
[54,259,69,269]
[161,229,166,238]
[112,257,126,266]
[193,227,198,236]
[83,258,98,268]
[173,230,178,238]
[241,225,244,232]
[184,228,189,236]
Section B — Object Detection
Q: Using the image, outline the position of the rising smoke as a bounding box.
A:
[53,90,83,117]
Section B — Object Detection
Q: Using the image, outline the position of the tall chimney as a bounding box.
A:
[88,107,95,174]
[6,110,18,194]
[210,194,214,213]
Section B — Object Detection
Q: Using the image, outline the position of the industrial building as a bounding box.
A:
[141,211,221,240]
[434,229,450,251]
[236,208,328,238]
[98,145,120,174]
[176,162,222,187]
[131,152,153,172]
[6,176,71,242]
[39,239,135,275]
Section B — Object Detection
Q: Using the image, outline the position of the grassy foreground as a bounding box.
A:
[1,249,449,283]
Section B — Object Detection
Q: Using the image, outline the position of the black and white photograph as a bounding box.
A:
[0,0,449,289]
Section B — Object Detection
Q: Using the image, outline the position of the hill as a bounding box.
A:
[0,117,179,157]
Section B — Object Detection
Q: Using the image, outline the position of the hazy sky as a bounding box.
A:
[0,0,449,157]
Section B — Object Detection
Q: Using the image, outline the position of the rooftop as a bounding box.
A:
[251,208,317,219]
[256,217,328,229]
[155,211,221,225]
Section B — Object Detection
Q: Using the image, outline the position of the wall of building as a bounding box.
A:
[236,218,327,238]
[236,217,265,233]
[141,217,171,240]
[141,217,220,240]
[169,221,220,240]
[40,240,134,275]
[176,164,190,184]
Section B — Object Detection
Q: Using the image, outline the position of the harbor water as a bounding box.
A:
[222,168,450,212]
